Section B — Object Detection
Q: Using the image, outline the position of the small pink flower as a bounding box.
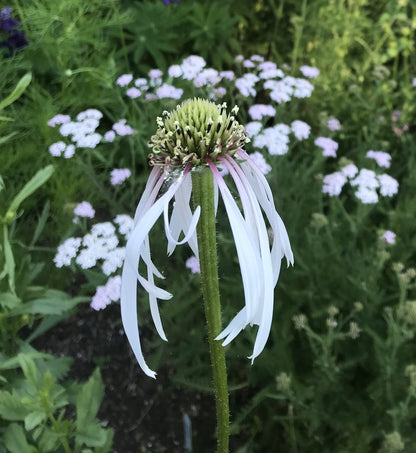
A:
[300,65,319,78]
[315,137,338,157]
[74,201,95,218]
[186,256,200,274]
[381,230,396,245]
[111,168,131,185]
[116,74,133,87]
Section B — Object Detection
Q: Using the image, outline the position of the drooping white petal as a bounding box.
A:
[164,202,201,249]
[237,150,294,275]
[215,308,247,345]
[148,270,168,342]
[133,167,164,225]
[140,235,164,280]
[121,262,156,378]
[121,171,187,377]
[164,173,200,255]
[221,155,275,359]
[207,160,262,324]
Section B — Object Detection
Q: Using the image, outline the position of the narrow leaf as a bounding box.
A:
[0,131,18,145]
[0,73,32,111]
[8,165,54,217]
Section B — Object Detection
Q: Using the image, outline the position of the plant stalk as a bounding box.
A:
[192,167,229,453]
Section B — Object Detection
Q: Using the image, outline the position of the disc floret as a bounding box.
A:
[148,98,250,167]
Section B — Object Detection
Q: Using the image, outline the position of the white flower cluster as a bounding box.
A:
[323,163,399,203]
[48,109,135,159]
[54,214,134,310]
[246,119,311,156]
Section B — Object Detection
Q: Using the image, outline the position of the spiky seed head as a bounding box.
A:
[148,98,249,167]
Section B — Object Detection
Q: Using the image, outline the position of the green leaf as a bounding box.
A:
[0,291,21,309]
[0,131,18,145]
[0,390,27,420]
[7,165,54,219]
[3,423,37,453]
[0,73,32,112]
[0,341,53,370]
[24,410,46,430]
[18,354,39,388]
[0,115,14,121]
[94,429,114,453]
[76,423,107,448]
[30,201,50,247]
[38,426,61,452]
[9,293,81,316]
[76,368,104,428]
[1,224,15,294]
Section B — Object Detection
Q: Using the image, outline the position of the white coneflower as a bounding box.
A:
[121,98,293,378]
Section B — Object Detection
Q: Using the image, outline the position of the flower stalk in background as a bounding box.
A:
[121,98,293,452]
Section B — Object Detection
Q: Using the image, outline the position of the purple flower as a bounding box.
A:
[91,276,121,310]
[249,151,272,175]
[186,256,200,274]
[104,130,116,142]
[126,87,141,99]
[155,83,183,99]
[314,137,338,157]
[322,172,347,196]
[160,0,180,4]
[235,73,259,97]
[49,141,67,157]
[47,114,71,127]
[0,7,28,56]
[168,65,183,78]
[291,120,310,140]
[245,121,262,138]
[112,119,134,136]
[74,201,95,219]
[248,104,276,121]
[366,150,391,168]
[181,55,206,80]
[327,117,341,131]
[111,168,131,185]
[378,174,399,197]
[381,230,396,245]
[116,74,133,87]
[341,164,358,179]
[300,65,319,78]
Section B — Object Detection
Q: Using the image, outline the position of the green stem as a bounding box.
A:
[192,167,229,453]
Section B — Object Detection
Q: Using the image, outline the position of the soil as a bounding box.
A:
[34,302,244,453]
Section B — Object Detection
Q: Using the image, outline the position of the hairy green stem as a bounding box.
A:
[192,167,229,453]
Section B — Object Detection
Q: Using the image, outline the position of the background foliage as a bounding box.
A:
[1,0,415,451]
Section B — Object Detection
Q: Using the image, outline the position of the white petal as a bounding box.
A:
[238,150,293,270]
[121,174,183,377]
[133,167,164,225]
[148,265,168,341]
[163,202,201,249]
[207,160,262,324]
[165,173,200,255]
[222,155,275,358]
[121,262,156,378]
[215,308,247,345]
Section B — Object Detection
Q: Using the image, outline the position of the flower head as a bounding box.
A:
[121,98,293,377]
[148,98,249,167]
